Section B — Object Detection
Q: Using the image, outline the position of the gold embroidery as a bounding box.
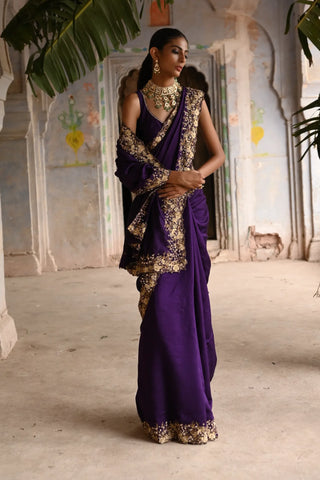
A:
[127,193,153,242]
[126,194,187,277]
[147,89,182,151]
[118,89,205,317]
[138,272,159,318]
[177,88,204,171]
[118,125,170,195]
[143,419,218,445]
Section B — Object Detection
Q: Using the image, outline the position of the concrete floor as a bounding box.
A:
[0,260,320,480]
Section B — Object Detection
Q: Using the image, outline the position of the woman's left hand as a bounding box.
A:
[158,184,189,199]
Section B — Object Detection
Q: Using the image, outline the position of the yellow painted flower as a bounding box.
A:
[66,130,85,154]
[251,125,264,146]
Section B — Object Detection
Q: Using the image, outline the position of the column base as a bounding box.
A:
[4,252,40,276]
[288,239,299,260]
[0,310,17,359]
[307,239,320,262]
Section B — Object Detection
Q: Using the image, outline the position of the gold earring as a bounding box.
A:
[153,59,160,75]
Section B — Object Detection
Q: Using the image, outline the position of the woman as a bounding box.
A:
[115,28,225,444]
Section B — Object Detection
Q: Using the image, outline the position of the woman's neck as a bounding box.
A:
[151,75,176,87]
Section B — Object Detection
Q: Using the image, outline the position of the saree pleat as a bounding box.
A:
[115,86,218,444]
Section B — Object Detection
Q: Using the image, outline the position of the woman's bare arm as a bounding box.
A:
[159,100,225,199]
[197,100,225,178]
[121,93,140,133]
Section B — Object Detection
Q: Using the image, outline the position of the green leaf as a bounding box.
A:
[291,89,320,160]
[297,141,314,161]
[294,131,316,145]
[0,0,150,97]
[298,27,313,65]
[294,123,320,136]
[285,2,297,34]
[284,0,317,65]
[294,96,320,114]
[298,0,320,52]
[284,1,314,34]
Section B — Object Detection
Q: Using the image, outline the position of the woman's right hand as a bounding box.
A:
[167,170,205,190]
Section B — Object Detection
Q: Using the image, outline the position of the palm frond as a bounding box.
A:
[292,95,320,160]
[1,0,174,97]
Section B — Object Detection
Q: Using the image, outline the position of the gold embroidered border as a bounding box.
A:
[147,88,182,151]
[143,419,218,445]
[177,88,204,171]
[120,89,205,316]
[127,192,153,242]
[126,193,187,277]
[138,272,159,318]
[118,125,170,195]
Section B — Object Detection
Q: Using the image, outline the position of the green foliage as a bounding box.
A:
[297,1,320,58]
[285,0,320,65]
[293,96,320,161]
[1,0,174,97]
[286,1,320,160]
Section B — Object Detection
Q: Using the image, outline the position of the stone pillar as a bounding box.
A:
[0,197,17,358]
[25,88,57,273]
[0,0,17,358]
[0,47,57,276]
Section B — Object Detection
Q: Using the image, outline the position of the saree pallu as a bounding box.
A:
[115,87,218,444]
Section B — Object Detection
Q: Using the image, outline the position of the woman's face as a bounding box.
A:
[153,36,189,78]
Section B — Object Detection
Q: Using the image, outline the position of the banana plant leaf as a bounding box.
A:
[1,0,174,97]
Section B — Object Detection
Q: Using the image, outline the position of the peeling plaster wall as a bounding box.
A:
[44,71,104,269]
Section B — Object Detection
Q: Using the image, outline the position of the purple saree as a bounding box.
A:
[115,86,218,444]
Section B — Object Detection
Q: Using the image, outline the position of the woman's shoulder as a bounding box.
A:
[123,92,140,109]
[122,92,141,128]
[122,92,141,116]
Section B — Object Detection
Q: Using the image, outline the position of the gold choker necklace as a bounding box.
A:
[142,79,182,112]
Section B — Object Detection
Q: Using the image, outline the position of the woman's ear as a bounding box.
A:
[149,47,159,62]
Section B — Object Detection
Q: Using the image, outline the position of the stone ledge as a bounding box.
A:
[4,252,40,277]
[212,249,239,263]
